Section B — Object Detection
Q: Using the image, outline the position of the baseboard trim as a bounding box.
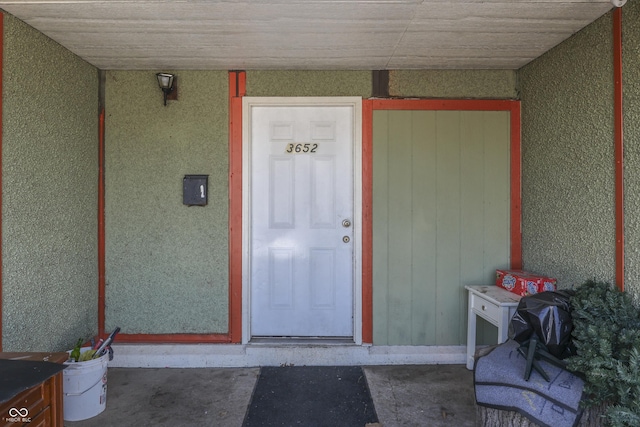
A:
[108,344,466,368]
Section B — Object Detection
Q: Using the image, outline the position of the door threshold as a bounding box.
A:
[249,337,356,346]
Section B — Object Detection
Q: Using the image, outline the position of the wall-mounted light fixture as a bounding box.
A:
[156,72,176,106]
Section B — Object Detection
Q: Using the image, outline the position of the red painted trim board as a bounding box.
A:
[228,71,245,343]
[370,99,517,112]
[361,100,374,344]
[613,7,624,292]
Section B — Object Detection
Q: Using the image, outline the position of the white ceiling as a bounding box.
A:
[0,0,615,70]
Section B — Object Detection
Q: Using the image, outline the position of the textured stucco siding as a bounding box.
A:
[2,14,99,351]
[623,0,640,302]
[246,70,371,97]
[104,71,229,334]
[519,12,616,289]
[245,70,517,99]
[389,70,517,99]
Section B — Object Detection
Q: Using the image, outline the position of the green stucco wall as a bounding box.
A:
[623,0,640,302]
[2,13,99,351]
[245,70,518,99]
[519,12,616,289]
[389,70,517,99]
[246,70,371,97]
[104,71,229,334]
[104,70,518,338]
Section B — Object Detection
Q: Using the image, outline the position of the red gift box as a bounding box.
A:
[495,269,557,296]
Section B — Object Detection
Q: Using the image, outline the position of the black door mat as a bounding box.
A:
[243,366,378,427]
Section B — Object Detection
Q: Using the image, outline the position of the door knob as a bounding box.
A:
[343,236,350,243]
[342,219,352,228]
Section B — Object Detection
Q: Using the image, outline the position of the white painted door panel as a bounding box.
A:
[250,105,354,337]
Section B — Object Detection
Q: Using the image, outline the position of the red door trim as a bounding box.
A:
[361,100,374,344]
[362,98,522,343]
[369,99,518,112]
[238,95,366,343]
[228,71,245,342]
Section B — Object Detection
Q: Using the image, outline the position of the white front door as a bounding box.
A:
[243,98,361,339]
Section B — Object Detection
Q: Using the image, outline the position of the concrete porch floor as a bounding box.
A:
[64,364,476,426]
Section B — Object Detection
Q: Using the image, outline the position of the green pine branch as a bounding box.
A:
[566,280,640,426]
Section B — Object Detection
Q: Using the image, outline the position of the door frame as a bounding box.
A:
[241,97,363,344]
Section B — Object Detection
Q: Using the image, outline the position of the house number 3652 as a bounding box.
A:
[285,143,318,153]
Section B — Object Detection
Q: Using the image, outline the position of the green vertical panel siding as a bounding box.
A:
[386,112,414,345]
[373,110,511,346]
[479,112,511,343]
[435,112,463,346]
[372,111,390,342]
[410,112,437,345]
[459,112,488,343]
[483,112,511,270]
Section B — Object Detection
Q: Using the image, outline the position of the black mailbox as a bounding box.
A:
[183,175,208,206]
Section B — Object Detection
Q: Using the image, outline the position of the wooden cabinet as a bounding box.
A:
[0,353,67,427]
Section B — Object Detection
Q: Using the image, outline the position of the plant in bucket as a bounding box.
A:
[63,327,120,421]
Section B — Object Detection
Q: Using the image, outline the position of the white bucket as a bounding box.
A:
[63,347,109,421]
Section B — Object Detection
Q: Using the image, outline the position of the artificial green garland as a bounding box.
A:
[566,280,640,426]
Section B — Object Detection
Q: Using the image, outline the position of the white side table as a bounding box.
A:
[465,285,522,370]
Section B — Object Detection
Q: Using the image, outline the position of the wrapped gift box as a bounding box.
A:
[496,269,557,296]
